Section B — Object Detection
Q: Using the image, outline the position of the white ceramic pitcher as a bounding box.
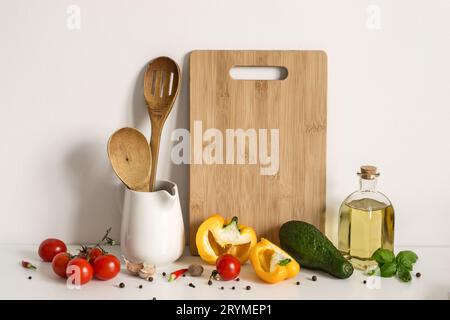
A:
[120,180,185,266]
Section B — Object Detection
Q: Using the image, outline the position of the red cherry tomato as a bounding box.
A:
[38,238,67,262]
[216,254,241,281]
[87,247,103,264]
[52,252,71,278]
[93,254,121,281]
[66,258,94,285]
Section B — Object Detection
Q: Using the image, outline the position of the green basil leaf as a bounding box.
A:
[397,255,413,271]
[278,258,291,266]
[397,267,412,282]
[380,261,397,277]
[366,264,379,276]
[396,251,418,264]
[372,248,395,265]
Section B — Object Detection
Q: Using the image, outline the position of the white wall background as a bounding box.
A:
[0,0,449,246]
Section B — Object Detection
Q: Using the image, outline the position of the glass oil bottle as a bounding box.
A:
[338,166,395,269]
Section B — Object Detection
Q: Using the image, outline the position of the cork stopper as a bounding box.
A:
[359,165,379,180]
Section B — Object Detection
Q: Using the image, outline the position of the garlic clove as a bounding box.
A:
[123,256,144,275]
[138,263,156,280]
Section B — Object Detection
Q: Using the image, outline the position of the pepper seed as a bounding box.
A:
[189,283,195,288]
[246,285,251,290]
[162,272,166,277]
[28,276,32,280]
[208,280,213,286]
[119,282,125,288]
[148,277,153,282]
[232,286,235,290]
[139,285,143,289]
[220,286,224,290]
[152,297,156,300]
[416,272,421,278]
[235,278,240,281]
[295,281,300,285]
[312,275,317,281]
[363,280,367,284]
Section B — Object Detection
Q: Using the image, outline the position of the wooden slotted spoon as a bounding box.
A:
[107,127,152,192]
[144,56,181,191]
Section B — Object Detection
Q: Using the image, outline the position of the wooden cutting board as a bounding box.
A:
[189,50,327,254]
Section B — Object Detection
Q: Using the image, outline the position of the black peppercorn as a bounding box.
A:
[246,285,251,290]
[220,286,224,290]
[189,283,196,288]
[28,276,32,280]
[235,278,240,281]
[416,272,421,278]
[162,272,166,277]
[232,286,235,290]
[119,282,125,288]
[363,280,367,284]
[208,280,213,286]
[312,275,317,281]
[182,274,186,277]
[152,297,156,300]
[148,277,153,282]
[296,281,300,285]
[139,285,143,289]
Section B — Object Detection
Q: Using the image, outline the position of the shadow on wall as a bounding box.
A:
[131,62,149,136]
[170,54,190,243]
[130,54,191,244]
[65,141,122,244]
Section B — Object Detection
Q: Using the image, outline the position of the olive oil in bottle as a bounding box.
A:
[338,166,395,269]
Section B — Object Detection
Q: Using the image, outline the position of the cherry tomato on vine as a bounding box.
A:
[66,258,94,285]
[87,247,103,263]
[93,254,121,281]
[38,238,67,262]
[216,254,241,281]
[52,252,71,278]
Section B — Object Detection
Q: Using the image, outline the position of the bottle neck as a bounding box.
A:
[359,177,377,192]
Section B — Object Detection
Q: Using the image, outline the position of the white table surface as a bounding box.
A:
[1,245,449,300]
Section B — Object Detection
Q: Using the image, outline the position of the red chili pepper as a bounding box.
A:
[168,268,188,282]
[22,260,36,270]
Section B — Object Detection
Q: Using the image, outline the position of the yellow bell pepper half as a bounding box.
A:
[195,214,257,265]
[250,238,300,284]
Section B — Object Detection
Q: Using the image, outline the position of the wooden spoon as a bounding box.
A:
[107,127,152,192]
[144,56,181,191]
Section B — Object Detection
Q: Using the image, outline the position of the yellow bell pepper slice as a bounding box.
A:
[196,214,257,265]
[250,238,300,284]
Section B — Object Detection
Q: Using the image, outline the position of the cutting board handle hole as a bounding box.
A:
[229,66,288,81]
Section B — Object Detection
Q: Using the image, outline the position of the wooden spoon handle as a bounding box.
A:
[136,184,150,192]
[149,120,162,191]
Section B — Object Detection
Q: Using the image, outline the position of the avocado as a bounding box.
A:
[279,221,353,279]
